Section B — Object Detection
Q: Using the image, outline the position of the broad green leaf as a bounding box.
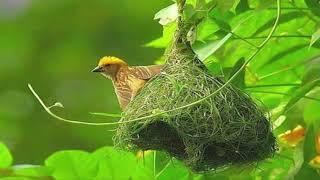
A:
[192,32,232,61]
[92,147,153,179]
[225,57,245,88]
[13,165,53,178]
[234,0,250,14]
[284,79,320,113]
[310,28,320,48]
[262,44,309,66]
[0,142,12,168]
[305,0,320,17]
[216,0,237,13]
[302,56,320,84]
[252,12,305,37]
[186,0,197,7]
[196,17,220,41]
[145,23,176,48]
[256,0,274,10]
[154,4,178,26]
[155,159,190,180]
[303,89,320,125]
[45,150,98,179]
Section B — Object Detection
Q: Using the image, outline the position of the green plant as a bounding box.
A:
[15,0,320,179]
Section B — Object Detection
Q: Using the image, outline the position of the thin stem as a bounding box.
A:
[235,35,311,40]
[28,84,143,126]
[258,66,295,80]
[245,83,301,89]
[155,160,172,179]
[153,151,157,178]
[248,90,320,102]
[229,31,259,49]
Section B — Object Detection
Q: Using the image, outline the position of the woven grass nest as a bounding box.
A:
[114,5,276,171]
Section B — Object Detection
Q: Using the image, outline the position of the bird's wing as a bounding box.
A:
[114,84,132,110]
[130,65,164,80]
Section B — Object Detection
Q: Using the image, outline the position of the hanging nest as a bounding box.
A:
[114,1,276,172]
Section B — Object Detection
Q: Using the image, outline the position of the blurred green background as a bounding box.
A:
[0,0,170,164]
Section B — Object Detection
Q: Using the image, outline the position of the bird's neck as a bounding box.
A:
[111,65,128,83]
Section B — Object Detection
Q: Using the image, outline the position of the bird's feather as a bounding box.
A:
[130,65,164,80]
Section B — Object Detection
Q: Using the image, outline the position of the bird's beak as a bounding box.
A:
[92,66,103,73]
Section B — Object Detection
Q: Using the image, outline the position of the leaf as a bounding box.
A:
[192,32,232,61]
[302,56,320,83]
[226,57,245,88]
[91,147,153,179]
[45,150,98,179]
[305,0,320,17]
[234,0,250,14]
[156,159,190,180]
[196,17,220,41]
[145,23,176,48]
[12,165,53,178]
[216,0,237,13]
[154,3,178,26]
[0,142,12,168]
[284,79,320,112]
[256,0,274,10]
[251,12,305,37]
[310,28,320,48]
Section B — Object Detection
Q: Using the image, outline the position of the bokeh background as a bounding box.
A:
[0,0,170,164]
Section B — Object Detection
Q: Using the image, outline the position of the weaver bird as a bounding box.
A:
[92,56,164,110]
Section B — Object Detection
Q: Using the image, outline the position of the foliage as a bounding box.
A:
[1,0,320,179]
[115,5,276,170]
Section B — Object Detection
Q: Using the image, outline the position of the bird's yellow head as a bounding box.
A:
[97,56,127,67]
[92,56,128,79]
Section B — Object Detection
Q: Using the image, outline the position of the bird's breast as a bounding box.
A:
[127,75,147,93]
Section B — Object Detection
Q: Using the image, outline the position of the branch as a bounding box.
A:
[28,84,143,126]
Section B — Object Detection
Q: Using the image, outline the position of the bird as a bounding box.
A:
[92,56,164,110]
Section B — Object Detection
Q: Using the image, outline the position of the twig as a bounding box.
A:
[28,84,143,126]
[247,90,320,102]
[245,83,301,89]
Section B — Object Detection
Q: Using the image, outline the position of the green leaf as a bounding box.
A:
[45,150,98,179]
[91,147,153,179]
[284,79,320,113]
[305,0,320,17]
[216,0,237,13]
[156,159,190,180]
[310,28,320,48]
[252,12,305,37]
[302,56,320,84]
[13,165,53,178]
[226,57,245,88]
[192,32,232,61]
[256,0,274,10]
[0,142,12,168]
[154,3,178,26]
[234,0,250,14]
[145,23,176,48]
[196,17,220,41]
